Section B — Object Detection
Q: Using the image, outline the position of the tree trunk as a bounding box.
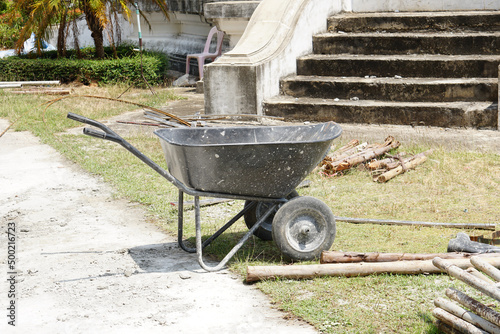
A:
[82,1,105,59]
[57,9,68,58]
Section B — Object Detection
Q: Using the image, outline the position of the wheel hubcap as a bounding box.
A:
[286,214,326,252]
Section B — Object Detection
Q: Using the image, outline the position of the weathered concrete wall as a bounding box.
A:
[204,0,345,115]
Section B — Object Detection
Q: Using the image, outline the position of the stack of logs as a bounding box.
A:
[433,256,500,334]
[246,253,500,332]
[246,251,500,282]
[319,137,432,182]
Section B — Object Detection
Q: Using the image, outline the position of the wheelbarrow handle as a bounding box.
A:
[83,127,121,144]
[67,112,119,138]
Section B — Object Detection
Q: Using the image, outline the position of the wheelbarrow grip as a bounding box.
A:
[67,112,96,125]
[83,127,122,143]
[67,112,120,137]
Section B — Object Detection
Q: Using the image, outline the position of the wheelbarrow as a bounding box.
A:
[67,112,342,272]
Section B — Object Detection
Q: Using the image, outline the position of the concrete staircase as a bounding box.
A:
[262,11,500,128]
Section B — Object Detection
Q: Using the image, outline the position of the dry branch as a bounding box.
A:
[246,257,500,282]
[328,139,360,159]
[376,155,427,182]
[320,251,500,264]
[320,136,400,174]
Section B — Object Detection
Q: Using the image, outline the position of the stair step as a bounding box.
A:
[281,76,498,102]
[328,11,500,33]
[263,97,498,128]
[313,32,500,55]
[297,54,500,78]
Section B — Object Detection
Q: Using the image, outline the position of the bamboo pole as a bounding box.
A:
[470,256,500,282]
[433,257,500,302]
[246,257,500,282]
[445,288,500,326]
[433,308,488,334]
[320,251,500,264]
[333,216,496,230]
[434,297,500,334]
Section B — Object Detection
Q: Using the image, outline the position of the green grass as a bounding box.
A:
[1,86,499,333]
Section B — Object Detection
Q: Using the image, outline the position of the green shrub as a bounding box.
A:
[0,50,169,86]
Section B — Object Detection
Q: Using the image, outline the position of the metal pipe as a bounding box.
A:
[195,200,279,272]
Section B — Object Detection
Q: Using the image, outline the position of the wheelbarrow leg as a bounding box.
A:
[177,191,196,253]
[194,196,279,272]
[177,191,258,254]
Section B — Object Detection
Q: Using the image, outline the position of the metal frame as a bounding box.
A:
[67,112,287,271]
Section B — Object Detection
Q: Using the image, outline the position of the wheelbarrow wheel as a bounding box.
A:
[244,191,299,241]
[272,196,336,261]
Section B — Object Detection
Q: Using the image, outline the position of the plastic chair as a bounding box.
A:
[186,26,224,79]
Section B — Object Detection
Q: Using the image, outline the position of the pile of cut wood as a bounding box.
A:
[433,257,500,333]
[246,251,500,282]
[319,136,433,182]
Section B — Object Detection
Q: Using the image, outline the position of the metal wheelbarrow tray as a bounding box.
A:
[67,113,342,271]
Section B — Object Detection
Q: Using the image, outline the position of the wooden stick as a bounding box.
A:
[466,267,496,284]
[446,288,500,326]
[376,155,427,182]
[320,251,500,264]
[471,256,500,282]
[321,136,400,173]
[367,155,404,170]
[432,308,488,334]
[333,216,496,230]
[328,139,360,159]
[435,319,464,334]
[434,298,500,334]
[246,257,500,282]
[433,257,500,302]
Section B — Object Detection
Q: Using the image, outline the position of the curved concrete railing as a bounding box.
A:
[204,0,347,115]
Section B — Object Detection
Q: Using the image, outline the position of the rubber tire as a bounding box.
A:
[271,196,336,261]
[244,191,299,241]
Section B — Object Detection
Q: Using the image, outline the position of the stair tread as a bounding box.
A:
[318,31,500,37]
[284,76,497,84]
[301,54,500,60]
[265,96,496,107]
[330,10,500,19]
